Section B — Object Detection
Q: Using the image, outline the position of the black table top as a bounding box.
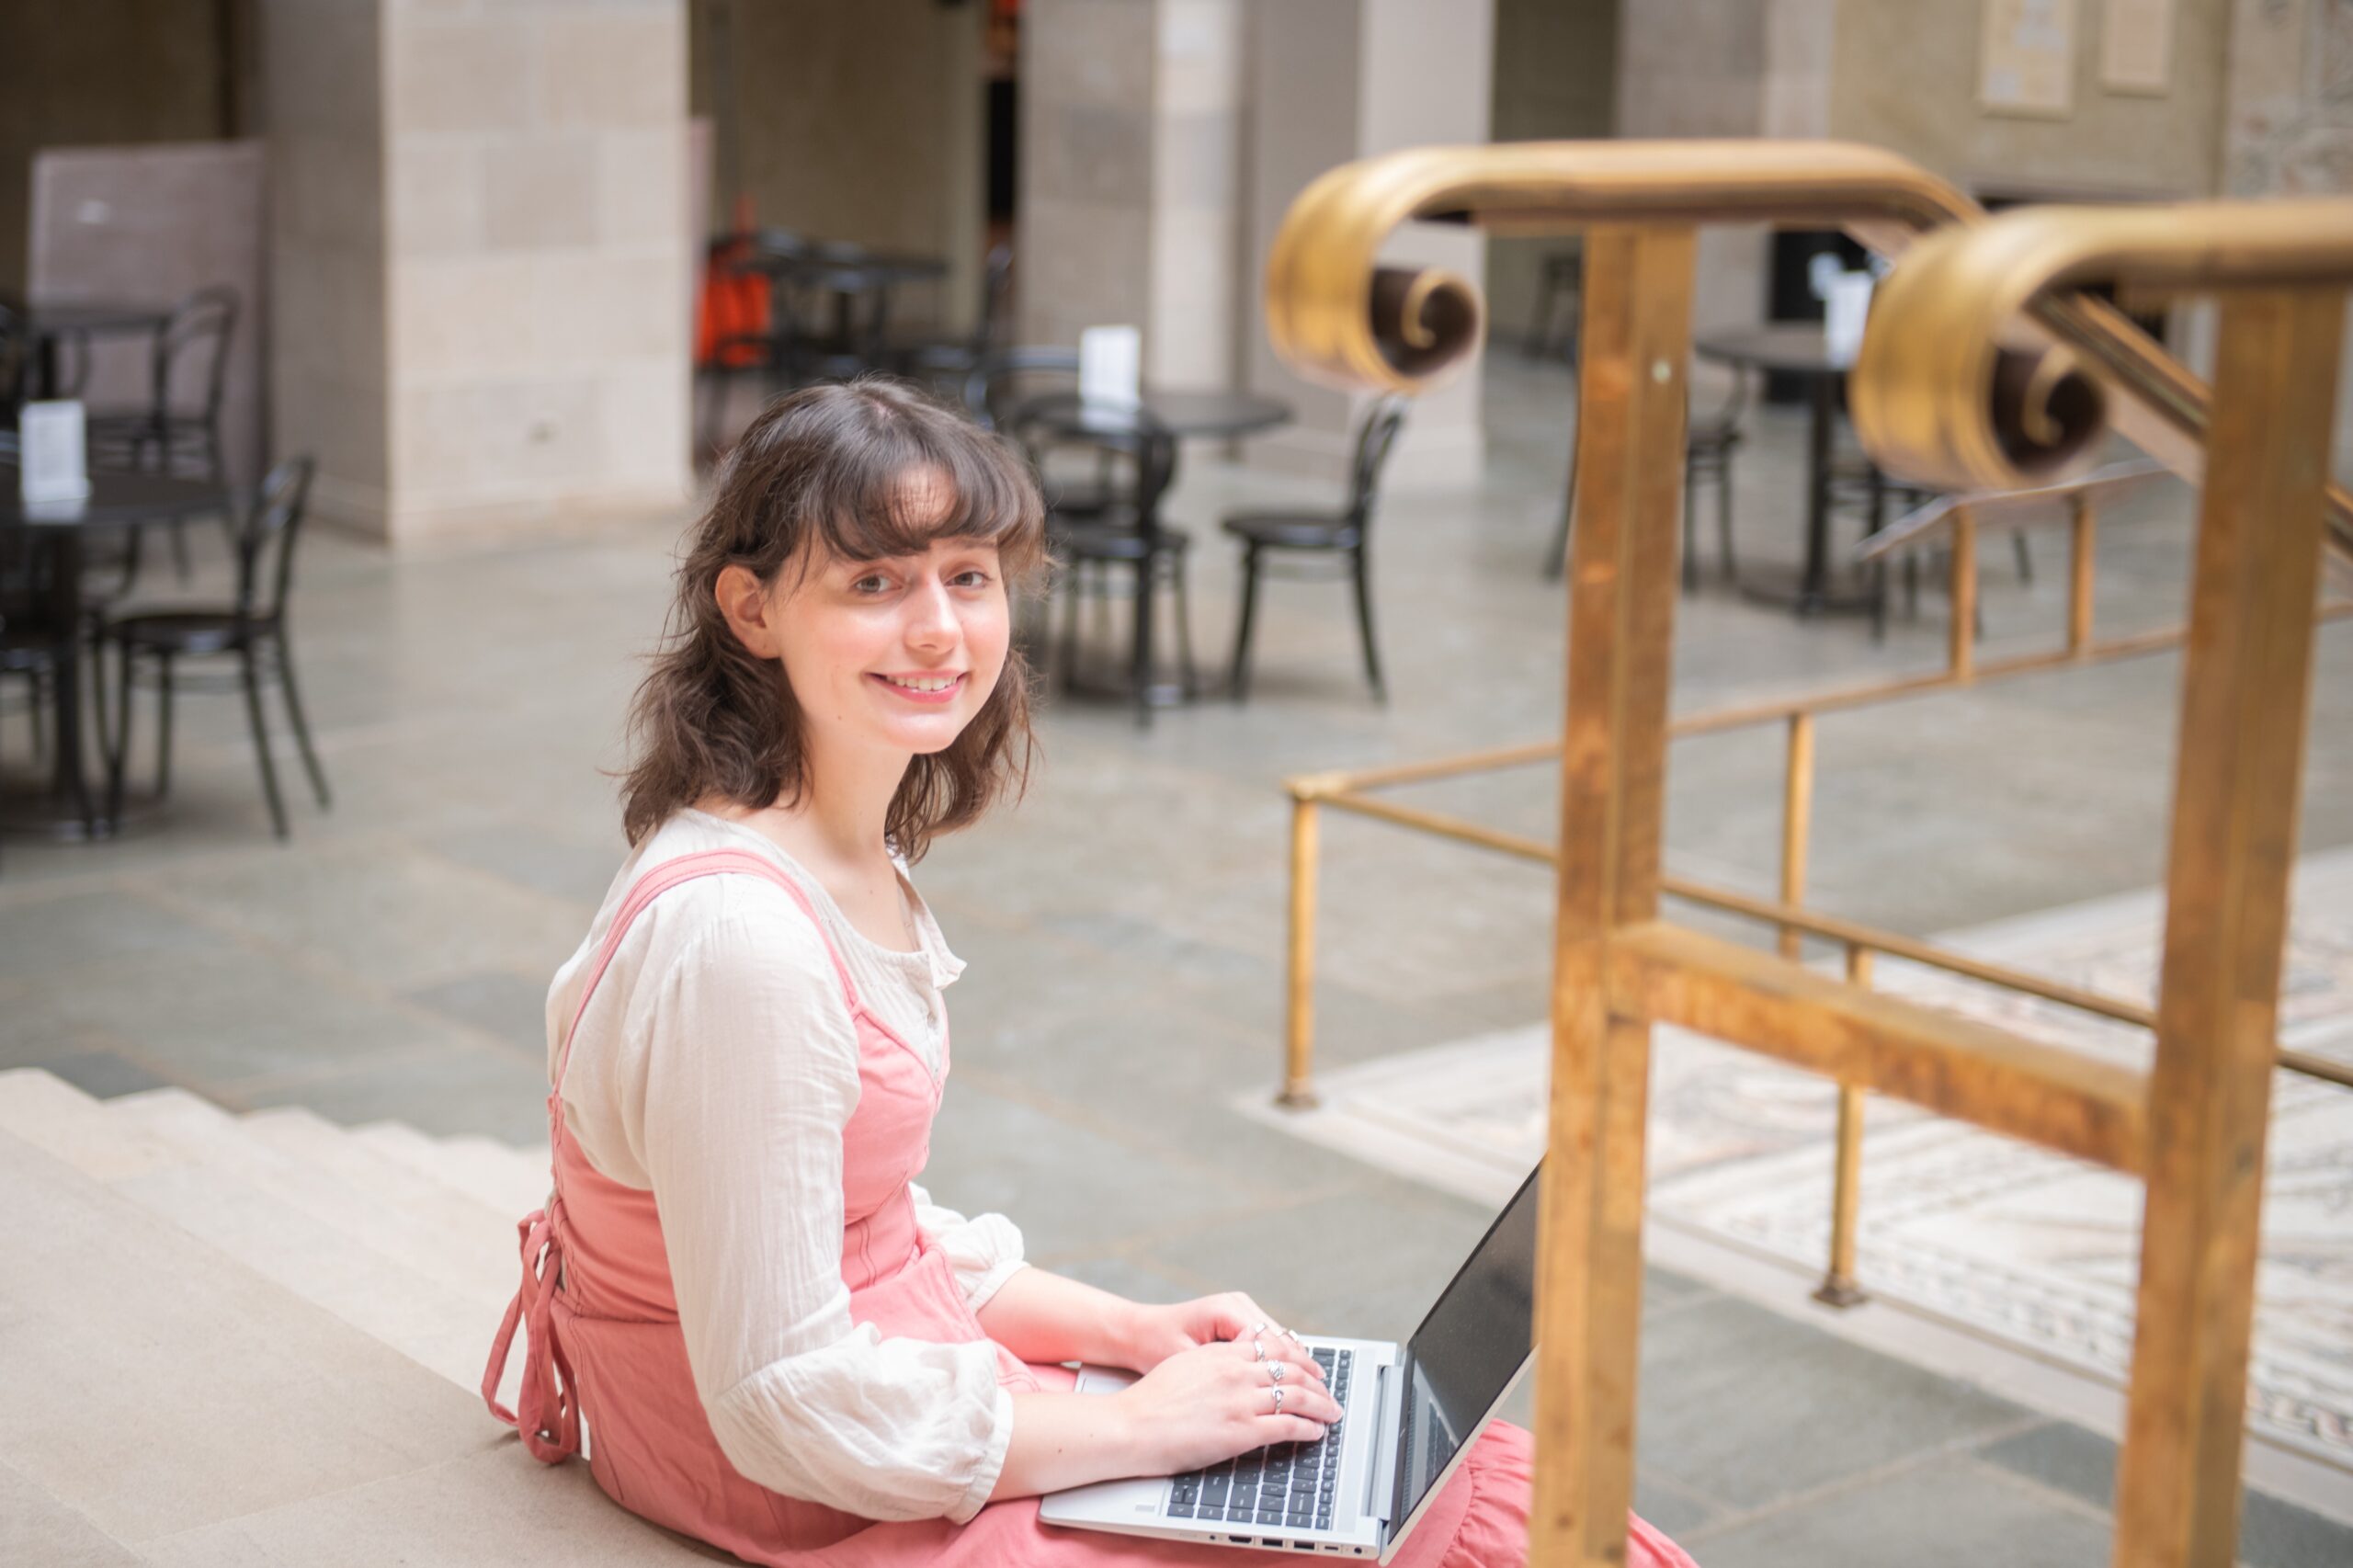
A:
[0,469,230,531]
[745,249,948,287]
[23,298,176,336]
[1694,323,1847,377]
[1015,387,1294,440]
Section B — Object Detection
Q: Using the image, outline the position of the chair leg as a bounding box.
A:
[154,652,176,799]
[108,643,134,826]
[1350,547,1386,703]
[1170,553,1198,702]
[239,646,290,838]
[1057,564,1083,693]
[1717,450,1738,580]
[2011,529,2034,584]
[275,639,332,809]
[1680,464,1700,594]
[1130,554,1155,729]
[1229,546,1262,701]
[28,668,48,763]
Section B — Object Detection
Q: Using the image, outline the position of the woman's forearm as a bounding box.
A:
[972,1266,1143,1369]
[986,1389,1147,1500]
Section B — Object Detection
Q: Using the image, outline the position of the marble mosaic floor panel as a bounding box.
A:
[1244,847,2353,1476]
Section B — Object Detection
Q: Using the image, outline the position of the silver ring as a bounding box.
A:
[1252,1337,1268,1362]
[1270,1386,1285,1415]
[1269,1361,1287,1384]
[1247,1321,1269,1336]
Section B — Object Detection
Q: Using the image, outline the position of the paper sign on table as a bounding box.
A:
[18,400,92,505]
[1078,324,1141,409]
[1824,273,1876,368]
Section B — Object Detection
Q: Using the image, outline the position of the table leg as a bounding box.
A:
[1801,375,1836,613]
[45,530,97,835]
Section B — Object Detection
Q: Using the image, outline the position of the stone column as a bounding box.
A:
[1244,0,1495,486]
[1017,0,1248,390]
[261,0,694,544]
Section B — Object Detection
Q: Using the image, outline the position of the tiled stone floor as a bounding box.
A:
[3,351,2349,1564]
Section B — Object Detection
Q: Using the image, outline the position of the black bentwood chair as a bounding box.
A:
[1222,395,1407,702]
[85,286,239,581]
[105,455,329,838]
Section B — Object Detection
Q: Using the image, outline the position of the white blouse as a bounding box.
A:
[545,808,1026,1523]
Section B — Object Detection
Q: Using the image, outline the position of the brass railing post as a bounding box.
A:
[1815,943,1872,1309]
[1948,506,1978,678]
[1778,712,1815,960]
[2068,494,2097,653]
[1533,222,1694,1568]
[2115,284,2345,1568]
[1279,787,1323,1108]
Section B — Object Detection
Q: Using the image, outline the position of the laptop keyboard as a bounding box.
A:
[1164,1347,1354,1532]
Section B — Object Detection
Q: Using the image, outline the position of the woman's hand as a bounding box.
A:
[1117,1291,1328,1378]
[1111,1336,1343,1474]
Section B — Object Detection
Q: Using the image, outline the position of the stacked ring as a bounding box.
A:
[1251,1337,1268,1362]
[1270,1386,1285,1415]
[1269,1361,1286,1383]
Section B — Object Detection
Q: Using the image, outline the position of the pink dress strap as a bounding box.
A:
[481,846,859,1461]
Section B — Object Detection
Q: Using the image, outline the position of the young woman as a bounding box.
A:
[483,381,1696,1566]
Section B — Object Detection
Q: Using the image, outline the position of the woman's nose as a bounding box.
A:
[904,579,959,648]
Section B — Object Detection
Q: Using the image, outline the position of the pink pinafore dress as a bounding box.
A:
[483,847,1697,1567]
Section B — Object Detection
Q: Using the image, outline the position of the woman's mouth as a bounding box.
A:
[871,672,965,706]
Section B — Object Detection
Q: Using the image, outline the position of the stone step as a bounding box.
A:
[0,1067,180,1183]
[0,1124,493,1550]
[357,1118,551,1221]
[108,1091,517,1316]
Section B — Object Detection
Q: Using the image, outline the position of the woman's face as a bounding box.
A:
[765,478,1010,763]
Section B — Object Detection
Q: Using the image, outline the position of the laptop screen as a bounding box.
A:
[1388,1162,1541,1536]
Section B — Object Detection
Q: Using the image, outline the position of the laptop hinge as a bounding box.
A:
[1365,1359,1404,1527]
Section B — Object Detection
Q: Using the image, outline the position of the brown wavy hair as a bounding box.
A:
[621,379,1048,857]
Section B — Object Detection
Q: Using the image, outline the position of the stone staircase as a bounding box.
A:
[0,1067,726,1565]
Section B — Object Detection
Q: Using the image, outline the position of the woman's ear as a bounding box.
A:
[715,563,782,659]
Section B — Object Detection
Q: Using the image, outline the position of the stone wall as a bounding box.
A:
[1483,0,1618,347]
[1830,0,2234,199]
[691,0,983,335]
[0,1,230,296]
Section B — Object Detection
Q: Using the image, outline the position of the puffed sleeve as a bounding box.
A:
[626,891,1013,1522]
[909,1182,1028,1312]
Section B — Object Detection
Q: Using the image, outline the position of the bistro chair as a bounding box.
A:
[964,347,1127,520]
[104,455,328,839]
[85,285,238,580]
[1544,363,1752,587]
[891,243,1015,389]
[1009,395,1192,726]
[1223,395,1407,702]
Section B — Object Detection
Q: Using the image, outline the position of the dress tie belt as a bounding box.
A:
[482,1199,581,1464]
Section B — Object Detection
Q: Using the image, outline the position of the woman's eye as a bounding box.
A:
[851,574,892,595]
[951,569,994,588]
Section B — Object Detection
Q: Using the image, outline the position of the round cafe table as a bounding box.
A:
[0,468,230,839]
[1693,324,1880,617]
[1010,388,1293,718]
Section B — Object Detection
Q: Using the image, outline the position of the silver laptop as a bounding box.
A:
[1040,1163,1540,1562]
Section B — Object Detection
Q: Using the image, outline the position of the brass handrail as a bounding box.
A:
[1264,140,2353,561]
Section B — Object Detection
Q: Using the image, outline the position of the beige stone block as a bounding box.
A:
[394,374,601,498]
[0,1131,488,1545]
[1018,196,1150,334]
[392,253,541,379]
[1155,0,1246,116]
[483,134,600,250]
[1025,0,1154,111]
[275,241,388,381]
[532,251,691,367]
[260,0,383,138]
[278,137,386,249]
[388,17,534,135]
[597,124,693,251]
[0,1070,177,1184]
[1154,107,1242,210]
[0,1454,139,1568]
[596,362,693,489]
[1030,100,1154,208]
[543,9,686,129]
[275,363,390,493]
[389,136,486,256]
[139,1445,715,1568]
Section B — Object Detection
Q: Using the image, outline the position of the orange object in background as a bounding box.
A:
[697,197,770,369]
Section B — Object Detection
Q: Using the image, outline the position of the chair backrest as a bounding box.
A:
[962,346,1082,431]
[154,285,238,425]
[1006,391,1178,537]
[971,243,1015,351]
[235,454,316,624]
[1346,394,1409,528]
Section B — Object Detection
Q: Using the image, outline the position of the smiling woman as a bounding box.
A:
[620,379,1051,860]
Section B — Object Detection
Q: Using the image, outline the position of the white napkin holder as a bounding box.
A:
[18,400,93,505]
[1823,272,1876,369]
[1078,324,1142,420]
